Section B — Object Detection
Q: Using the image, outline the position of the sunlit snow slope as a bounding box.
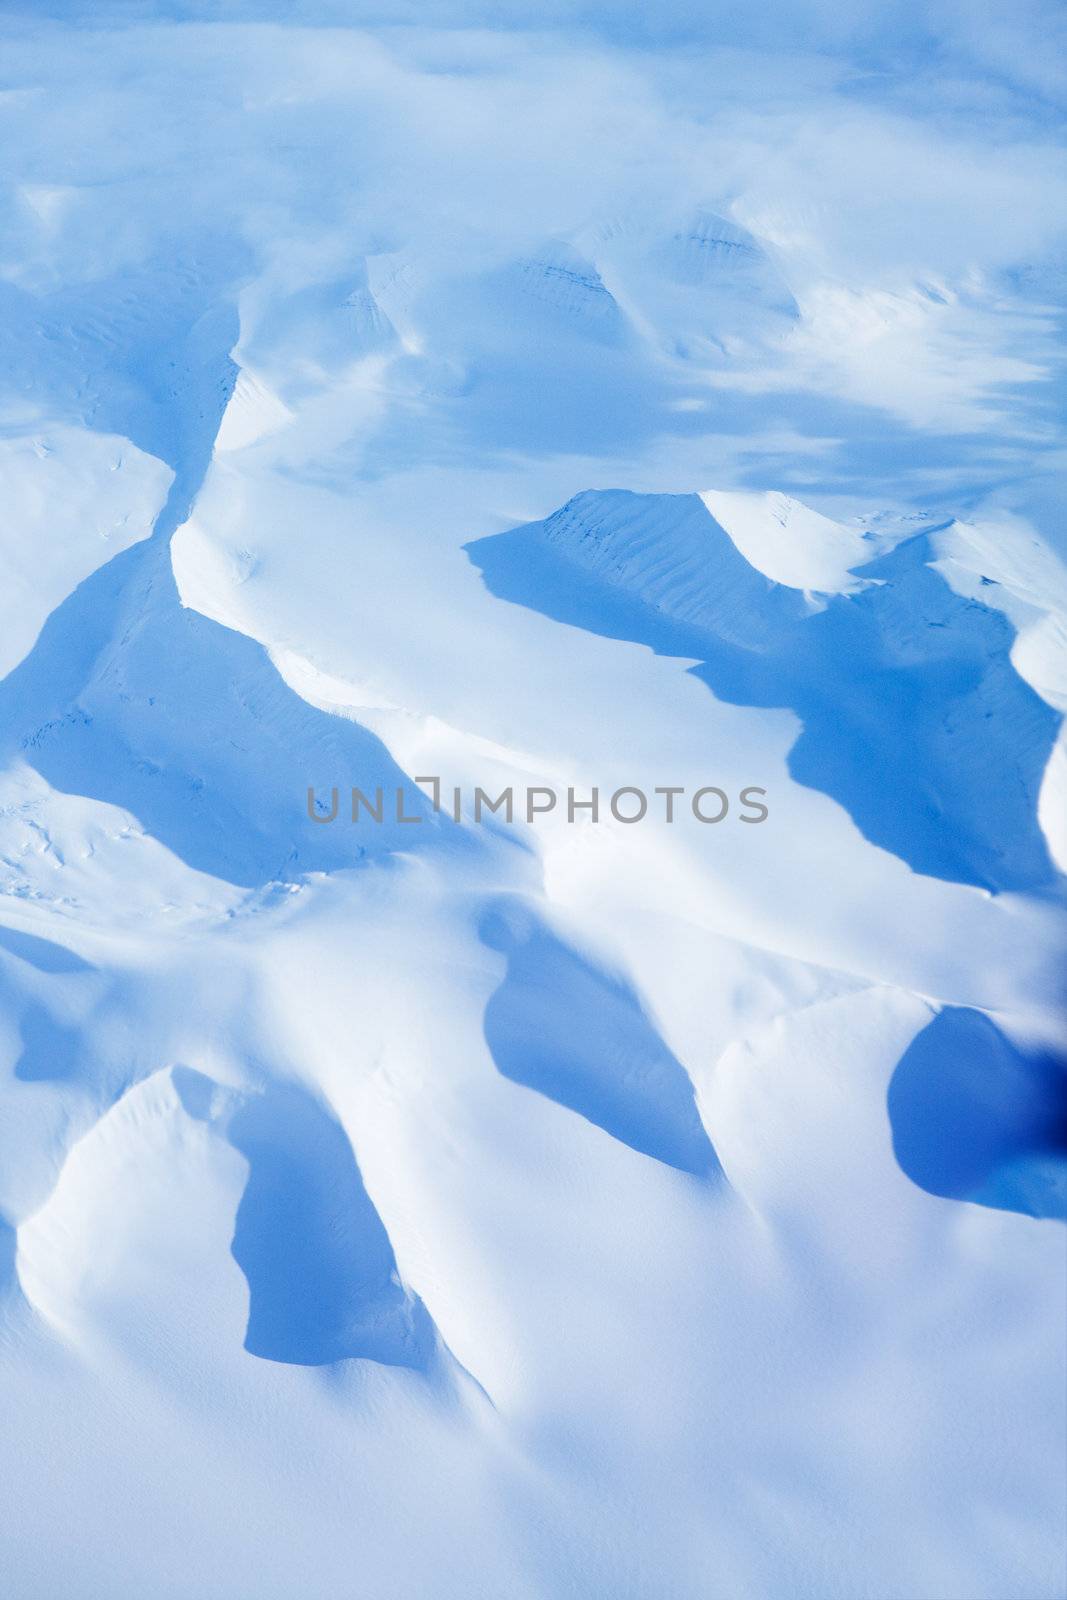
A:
[1,8,1066,1600]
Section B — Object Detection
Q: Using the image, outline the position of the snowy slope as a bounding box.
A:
[1,8,1066,1600]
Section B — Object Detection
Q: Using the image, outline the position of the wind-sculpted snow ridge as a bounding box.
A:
[4,534,453,888]
[468,488,1063,892]
[17,1066,437,1373]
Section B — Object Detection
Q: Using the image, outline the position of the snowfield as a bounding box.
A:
[0,5,1065,1599]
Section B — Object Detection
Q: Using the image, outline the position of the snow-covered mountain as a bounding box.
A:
[1,6,1066,1599]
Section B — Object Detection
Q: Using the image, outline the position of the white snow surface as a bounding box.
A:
[1,7,1066,1600]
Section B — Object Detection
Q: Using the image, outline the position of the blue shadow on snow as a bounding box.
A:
[174,1068,437,1368]
[888,1007,1067,1220]
[480,898,719,1179]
